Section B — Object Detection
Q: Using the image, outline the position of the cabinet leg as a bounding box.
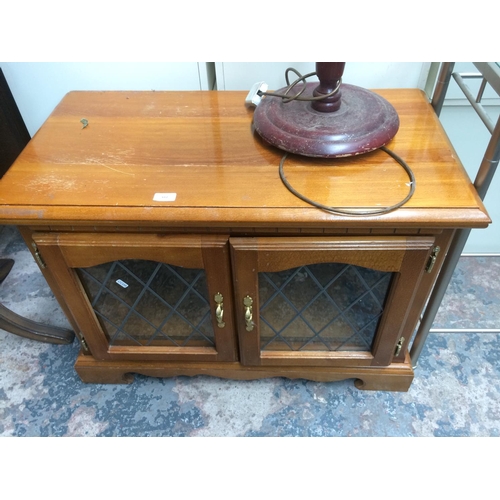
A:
[354,373,413,392]
[75,359,135,384]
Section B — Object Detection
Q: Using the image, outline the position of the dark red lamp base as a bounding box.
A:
[252,64,400,158]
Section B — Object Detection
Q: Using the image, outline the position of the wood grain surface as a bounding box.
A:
[0,89,490,228]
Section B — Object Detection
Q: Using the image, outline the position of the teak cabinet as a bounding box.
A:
[0,90,491,391]
[26,225,450,390]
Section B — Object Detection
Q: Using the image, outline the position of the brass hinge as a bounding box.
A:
[31,242,46,269]
[394,336,405,357]
[425,246,441,273]
[80,335,90,353]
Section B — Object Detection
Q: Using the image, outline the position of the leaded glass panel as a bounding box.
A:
[77,260,214,348]
[259,263,393,352]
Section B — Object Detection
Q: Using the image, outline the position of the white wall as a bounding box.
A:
[1,62,213,136]
[215,62,431,90]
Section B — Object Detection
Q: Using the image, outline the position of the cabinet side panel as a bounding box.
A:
[19,227,81,335]
[371,240,434,366]
[393,229,455,362]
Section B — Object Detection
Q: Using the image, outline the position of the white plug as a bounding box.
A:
[245,81,268,107]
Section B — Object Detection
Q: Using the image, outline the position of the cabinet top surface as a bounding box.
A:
[0,89,490,228]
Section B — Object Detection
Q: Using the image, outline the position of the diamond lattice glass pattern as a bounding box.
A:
[77,260,214,347]
[259,263,392,351]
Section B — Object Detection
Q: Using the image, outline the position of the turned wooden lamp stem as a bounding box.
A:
[312,62,345,112]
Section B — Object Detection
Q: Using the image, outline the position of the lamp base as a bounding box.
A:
[253,82,400,158]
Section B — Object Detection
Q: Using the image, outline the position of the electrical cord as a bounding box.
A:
[258,66,416,215]
[279,146,416,216]
[259,67,342,103]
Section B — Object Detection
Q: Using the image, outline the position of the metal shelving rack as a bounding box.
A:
[410,62,500,365]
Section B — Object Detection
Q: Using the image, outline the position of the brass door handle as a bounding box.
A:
[214,292,225,328]
[243,295,254,331]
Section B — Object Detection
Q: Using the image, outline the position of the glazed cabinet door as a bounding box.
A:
[230,236,435,367]
[33,232,237,362]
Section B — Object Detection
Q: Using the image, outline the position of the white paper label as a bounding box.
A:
[116,279,129,288]
[153,192,177,202]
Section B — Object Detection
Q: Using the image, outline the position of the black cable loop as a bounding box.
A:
[259,68,341,103]
[279,146,416,217]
